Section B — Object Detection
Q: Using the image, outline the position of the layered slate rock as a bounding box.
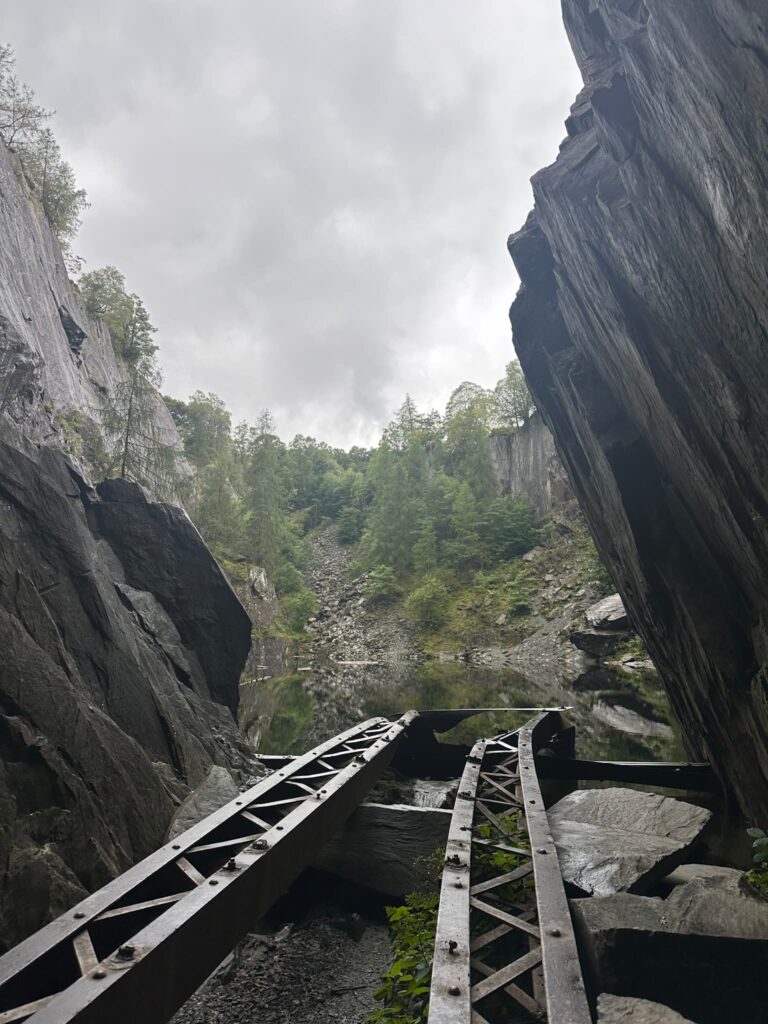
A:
[0,422,252,947]
[508,1,768,818]
[548,789,711,895]
[488,411,572,516]
[573,874,768,1023]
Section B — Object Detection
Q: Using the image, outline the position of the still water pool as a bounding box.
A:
[239,656,684,763]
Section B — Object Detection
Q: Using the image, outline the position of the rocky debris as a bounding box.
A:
[305,525,416,664]
[573,874,768,1023]
[586,595,629,631]
[489,411,571,517]
[166,766,241,840]
[548,789,711,896]
[597,995,695,1024]
[172,913,392,1024]
[0,423,254,947]
[508,0,768,820]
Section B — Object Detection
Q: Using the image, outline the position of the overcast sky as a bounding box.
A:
[5,1,580,447]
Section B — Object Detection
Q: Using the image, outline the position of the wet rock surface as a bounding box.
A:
[509,0,768,819]
[548,789,711,895]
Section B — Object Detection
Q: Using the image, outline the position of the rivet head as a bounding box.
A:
[454,881,464,889]
[548,927,561,937]
[538,848,548,854]
[172,844,181,851]
[74,911,86,919]
[117,944,135,960]
[254,838,269,849]
[209,879,219,886]
[93,969,107,980]
[448,940,458,954]
[224,858,238,872]
[448,985,461,996]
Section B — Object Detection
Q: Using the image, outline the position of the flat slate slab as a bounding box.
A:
[598,994,695,1023]
[547,788,711,895]
[585,594,629,630]
[574,874,768,1024]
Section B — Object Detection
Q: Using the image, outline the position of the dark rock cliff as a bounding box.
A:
[508,0,768,819]
[0,140,254,944]
[489,412,572,517]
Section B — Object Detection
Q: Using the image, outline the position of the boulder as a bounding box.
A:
[597,995,695,1024]
[314,803,451,897]
[586,595,629,631]
[548,789,711,895]
[570,628,627,659]
[573,874,768,1024]
[662,863,742,890]
[166,766,241,840]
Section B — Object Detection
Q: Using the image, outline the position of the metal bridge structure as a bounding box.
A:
[0,708,713,1024]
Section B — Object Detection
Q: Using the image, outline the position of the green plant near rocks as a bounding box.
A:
[369,850,443,1024]
[57,409,84,457]
[745,826,768,897]
[405,575,451,631]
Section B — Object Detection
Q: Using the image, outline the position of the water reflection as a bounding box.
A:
[239,656,684,763]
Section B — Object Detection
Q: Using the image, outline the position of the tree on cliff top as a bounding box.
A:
[79,266,158,364]
[0,43,88,253]
[492,361,534,431]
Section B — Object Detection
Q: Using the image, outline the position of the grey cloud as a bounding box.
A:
[4,0,581,445]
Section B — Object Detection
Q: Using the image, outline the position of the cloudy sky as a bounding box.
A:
[5,1,581,447]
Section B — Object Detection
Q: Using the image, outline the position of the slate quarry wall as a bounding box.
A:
[508,0,768,818]
[0,140,253,945]
[489,412,571,517]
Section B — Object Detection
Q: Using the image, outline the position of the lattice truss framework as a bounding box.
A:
[0,715,413,1024]
[428,712,591,1024]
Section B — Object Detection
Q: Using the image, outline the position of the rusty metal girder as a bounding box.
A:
[0,713,417,1024]
[428,712,591,1024]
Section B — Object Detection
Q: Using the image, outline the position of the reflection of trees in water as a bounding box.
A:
[240,660,684,762]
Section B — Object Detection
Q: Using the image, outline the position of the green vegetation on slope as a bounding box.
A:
[162,366,540,637]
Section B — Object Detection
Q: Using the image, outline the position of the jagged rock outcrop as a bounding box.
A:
[489,411,571,516]
[509,0,768,819]
[0,139,254,944]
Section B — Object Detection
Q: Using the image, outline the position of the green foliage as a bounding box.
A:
[79,266,157,364]
[365,565,402,606]
[369,891,438,1024]
[405,576,451,631]
[0,46,87,252]
[57,410,84,458]
[745,827,768,898]
[491,361,533,431]
[747,827,768,868]
[337,504,364,544]
[280,588,318,634]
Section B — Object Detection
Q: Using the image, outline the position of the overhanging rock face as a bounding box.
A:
[509,0,768,818]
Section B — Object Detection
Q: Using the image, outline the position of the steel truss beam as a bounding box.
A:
[0,714,416,1024]
[428,712,591,1024]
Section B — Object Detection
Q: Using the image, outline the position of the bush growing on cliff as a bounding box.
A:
[281,588,317,634]
[365,565,401,605]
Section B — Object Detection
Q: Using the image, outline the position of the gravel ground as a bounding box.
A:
[173,905,392,1024]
